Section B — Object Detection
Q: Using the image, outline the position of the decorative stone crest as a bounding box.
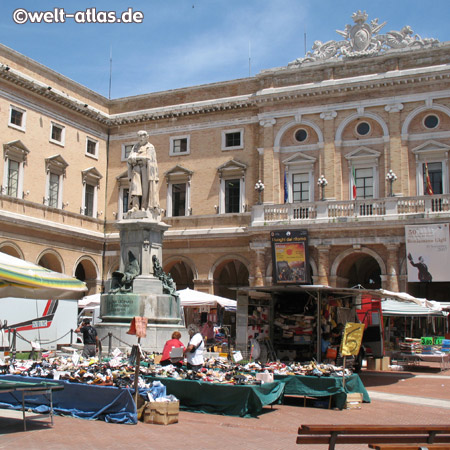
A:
[288,11,439,67]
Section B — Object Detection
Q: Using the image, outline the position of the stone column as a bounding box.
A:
[317,244,331,286]
[259,119,278,203]
[385,104,404,196]
[386,243,400,292]
[320,111,338,199]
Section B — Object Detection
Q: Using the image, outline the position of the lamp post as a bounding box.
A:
[317,175,328,201]
[386,170,397,197]
[254,180,265,205]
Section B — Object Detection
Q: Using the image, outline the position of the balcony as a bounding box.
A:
[250,194,450,226]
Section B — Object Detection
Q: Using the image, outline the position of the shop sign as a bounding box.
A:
[405,224,450,282]
[340,322,365,356]
[270,230,310,284]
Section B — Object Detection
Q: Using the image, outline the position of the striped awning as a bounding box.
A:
[0,252,87,299]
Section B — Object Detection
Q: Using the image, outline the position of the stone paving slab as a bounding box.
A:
[1,368,450,450]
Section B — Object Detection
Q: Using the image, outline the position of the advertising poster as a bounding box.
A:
[405,223,450,282]
[271,230,310,284]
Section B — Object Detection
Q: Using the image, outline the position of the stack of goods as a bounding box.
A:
[0,350,354,388]
[274,313,314,343]
[399,338,421,354]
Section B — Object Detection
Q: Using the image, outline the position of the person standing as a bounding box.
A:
[184,324,204,371]
[201,320,215,350]
[127,130,159,212]
[75,318,98,358]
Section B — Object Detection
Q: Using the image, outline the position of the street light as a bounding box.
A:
[317,175,328,201]
[254,180,265,205]
[386,170,397,197]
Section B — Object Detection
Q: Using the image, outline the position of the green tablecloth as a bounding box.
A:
[145,376,285,417]
[274,373,370,409]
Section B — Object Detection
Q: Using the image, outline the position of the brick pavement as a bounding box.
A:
[1,367,450,450]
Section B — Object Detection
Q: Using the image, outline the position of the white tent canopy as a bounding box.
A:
[379,289,443,312]
[177,288,237,311]
[78,293,101,308]
[381,298,445,317]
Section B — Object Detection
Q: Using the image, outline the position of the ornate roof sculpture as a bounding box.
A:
[288,10,439,67]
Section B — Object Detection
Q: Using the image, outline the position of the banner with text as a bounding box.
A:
[405,223,450,282]
[271,230,310,284]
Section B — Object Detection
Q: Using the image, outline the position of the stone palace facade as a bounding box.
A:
[0,11,449,301]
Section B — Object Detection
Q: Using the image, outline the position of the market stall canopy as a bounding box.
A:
[0,253,87,299]
[78,293,101,308]
[177,288,237,311]
[381,298,445,317]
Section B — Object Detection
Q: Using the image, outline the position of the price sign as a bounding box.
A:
[421,337,433,345]
[434,336,445,345]
[340,322,365,357]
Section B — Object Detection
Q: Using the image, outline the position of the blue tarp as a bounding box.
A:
[0,375,137,424]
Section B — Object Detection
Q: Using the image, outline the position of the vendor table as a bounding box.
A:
[274,373,370,410]
[0,375,137,424]
[0,378,64,430]
[391,352,450,371]
[146,376,285,417]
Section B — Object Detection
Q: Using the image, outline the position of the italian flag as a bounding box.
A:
[352,167,357,199]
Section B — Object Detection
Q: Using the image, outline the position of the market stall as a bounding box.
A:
[0,374,137,424]
[274,373,370,409]
[145,375,284,417]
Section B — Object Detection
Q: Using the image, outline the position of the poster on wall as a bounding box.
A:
[405,223,450,282]
[271,230,310,284]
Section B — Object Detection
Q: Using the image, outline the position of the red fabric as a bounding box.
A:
[161,339,185,362]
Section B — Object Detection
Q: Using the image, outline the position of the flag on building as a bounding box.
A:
[425,162,434,195]
[284,170,288,203]
[351,166,357,199]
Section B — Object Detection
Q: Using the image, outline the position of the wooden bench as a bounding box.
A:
[296,425,450,450]
[369,444,450,449]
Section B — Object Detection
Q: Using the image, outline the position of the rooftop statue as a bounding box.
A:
[288,10,439,67]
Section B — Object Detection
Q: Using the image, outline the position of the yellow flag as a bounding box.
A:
[340,322,365,356]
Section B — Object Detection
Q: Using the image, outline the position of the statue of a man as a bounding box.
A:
[127,130,159,211]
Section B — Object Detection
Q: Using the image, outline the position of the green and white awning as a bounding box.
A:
[0,252,87,299]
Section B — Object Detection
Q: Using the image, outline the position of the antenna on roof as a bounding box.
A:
[304,32,307,55]
[108,46,112,100]
[248,41,251,77]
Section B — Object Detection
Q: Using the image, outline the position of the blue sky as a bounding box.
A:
[0,1,449,99]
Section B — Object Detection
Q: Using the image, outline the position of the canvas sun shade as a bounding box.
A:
[0,253,87,299]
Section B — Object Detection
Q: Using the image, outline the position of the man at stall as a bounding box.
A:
[201,320,215,350]
[160,331,185,367]
[75,318,98,358]
[184,324,204,371]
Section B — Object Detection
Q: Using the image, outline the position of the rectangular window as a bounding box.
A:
[84,184,95,217]
[172,183,186,217]
[225,179,240,213]
[225,132,241,148]
[355,168,373,199]
[10,108,23,127]
[172,138,188,154]
[424,162,442,195]
[86,138,98,157]
[123,144,134,160]
[122,188,129,215]
[48,173,59,207]
[292,173,309,202]
[7,160,19,197]
[50,123,65,145]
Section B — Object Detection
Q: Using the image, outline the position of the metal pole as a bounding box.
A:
[70,329,73,345]
[317,291,321,362]
[108,332,112,356]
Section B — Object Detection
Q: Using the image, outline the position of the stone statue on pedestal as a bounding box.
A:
[109,251,140,293]
[127,130,159,212]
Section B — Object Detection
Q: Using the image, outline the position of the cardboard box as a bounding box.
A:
[144,401,179,425]
[345,393,363,409]
[367,356,390,371]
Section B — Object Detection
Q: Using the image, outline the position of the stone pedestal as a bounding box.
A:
[99,212,185,351]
